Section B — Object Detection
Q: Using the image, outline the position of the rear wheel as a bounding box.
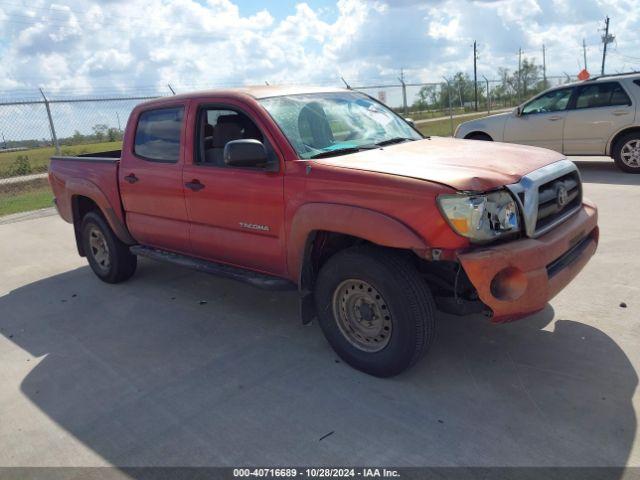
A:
[613,132,640,173]
[81,211,137,283]
[466,132,493,141]
[315,246,436,377]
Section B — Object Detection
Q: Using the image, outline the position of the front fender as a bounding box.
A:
[287,202,428,283]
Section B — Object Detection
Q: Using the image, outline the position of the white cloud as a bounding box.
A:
[0,0,637,95]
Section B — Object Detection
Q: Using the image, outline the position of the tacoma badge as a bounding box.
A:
[239,222,270,232]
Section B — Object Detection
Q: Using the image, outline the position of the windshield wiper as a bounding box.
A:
[375,137,414,147]
[309,145,377,159]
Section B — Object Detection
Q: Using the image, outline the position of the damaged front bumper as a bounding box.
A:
[457,201,598,323]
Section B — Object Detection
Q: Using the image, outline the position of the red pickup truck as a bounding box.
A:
[49,86,598,376]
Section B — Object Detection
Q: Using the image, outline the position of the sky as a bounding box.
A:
[0,0,639,96]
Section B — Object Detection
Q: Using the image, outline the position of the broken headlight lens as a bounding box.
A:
[437,190,520,243]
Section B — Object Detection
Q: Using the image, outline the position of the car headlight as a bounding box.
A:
[437,190,520,243]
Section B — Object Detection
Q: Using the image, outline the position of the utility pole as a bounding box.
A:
[542,44,547,89]
[473,41,478,111]
[398,68,408,115]
[1,132,6,150]
[116,112,122,132]
[517,48,522,104]
[582,39,588,70]
[601,16,614,75]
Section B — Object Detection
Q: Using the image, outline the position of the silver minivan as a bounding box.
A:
[455,73,640,173]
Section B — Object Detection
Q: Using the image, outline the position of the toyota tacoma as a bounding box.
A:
[49,86,598,377]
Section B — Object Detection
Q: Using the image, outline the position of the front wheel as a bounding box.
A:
[81,211,137,283]
[613,132,640,173]
[315,246,436,377]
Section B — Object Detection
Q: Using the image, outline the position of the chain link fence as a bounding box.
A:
[0,75,577,179]
[352,75,577,116]
[0,88,173,178]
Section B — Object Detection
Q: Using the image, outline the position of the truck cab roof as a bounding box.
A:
[137,85,351,108]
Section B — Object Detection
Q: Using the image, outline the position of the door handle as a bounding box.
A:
[124,173,138,184]
[612,110,629,116]
[547,115,561,121]
[185,180,205,191]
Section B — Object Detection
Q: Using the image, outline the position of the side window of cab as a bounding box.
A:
[195,107,275,168]
[134,107,184,162]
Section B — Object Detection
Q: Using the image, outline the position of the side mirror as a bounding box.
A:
[224,139,277,171]
[404,118,416,128]
[515,106,522,117]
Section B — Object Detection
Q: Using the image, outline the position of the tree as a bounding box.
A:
[92,124,108,142]
[72,130,85,145]
[518,58,543,97]
[107,127,121,142]
[413,85,438,111]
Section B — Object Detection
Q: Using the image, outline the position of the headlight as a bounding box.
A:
[437,190,520,243]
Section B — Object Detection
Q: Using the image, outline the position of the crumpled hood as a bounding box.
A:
[316,136,566,191]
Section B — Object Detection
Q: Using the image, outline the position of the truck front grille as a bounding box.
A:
[506,159,583,238]
[535,171,582,233]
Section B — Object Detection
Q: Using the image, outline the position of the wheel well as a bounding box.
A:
[71,195,101,256]
[610,127,640,155]
[297,231,484,323]
[464,131,493,140]
[301,231,367,288]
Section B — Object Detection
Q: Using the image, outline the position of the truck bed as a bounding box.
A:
[48,150,125,229]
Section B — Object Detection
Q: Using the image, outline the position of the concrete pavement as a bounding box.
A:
[0,157,639,468]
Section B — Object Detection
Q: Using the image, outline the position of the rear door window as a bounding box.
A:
[134,107,184,162]
[574,82,631,109]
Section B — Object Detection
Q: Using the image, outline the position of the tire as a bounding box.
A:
[612,131,640,173]
[315,246,436,377]
[81,211,137,283]
[466,132,493,141]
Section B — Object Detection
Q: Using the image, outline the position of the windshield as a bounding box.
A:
[259,92,422,159]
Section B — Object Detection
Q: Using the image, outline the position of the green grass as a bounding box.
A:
[417,112,490,137]
[0,141,122,179]
[0,182,53,217]
[409,107,471,121]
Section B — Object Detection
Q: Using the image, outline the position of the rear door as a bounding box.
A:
[181,101,286,275]
[563,81,634,155]
[119,103,191,253]
[503,87,574,152]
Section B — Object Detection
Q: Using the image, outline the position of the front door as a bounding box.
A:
[563,81,635,155]
[119,104,190,253]
[182,104,286,276]
[503,87,574,152]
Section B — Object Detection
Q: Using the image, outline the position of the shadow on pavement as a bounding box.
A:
[573,159,640,186]
[0,261,637,471]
